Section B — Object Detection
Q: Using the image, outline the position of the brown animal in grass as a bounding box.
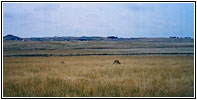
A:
[113,60,121,64]
[60,61,64,64]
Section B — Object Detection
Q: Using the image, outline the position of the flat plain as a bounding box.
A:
[3,56,194,97]
[3,38,194,57]
[3,38,194,97]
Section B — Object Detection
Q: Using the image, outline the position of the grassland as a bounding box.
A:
[3,38,194,97]
[3,38,194,57]
[3,56,194,97]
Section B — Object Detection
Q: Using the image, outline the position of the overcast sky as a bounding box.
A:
[3,3,194,38]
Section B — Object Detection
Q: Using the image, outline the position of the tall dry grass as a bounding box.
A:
[3,56,194,97]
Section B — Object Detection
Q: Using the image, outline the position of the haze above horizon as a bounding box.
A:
[3,3,194,38]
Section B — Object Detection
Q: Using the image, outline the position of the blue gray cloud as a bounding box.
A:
[3,3,194,38]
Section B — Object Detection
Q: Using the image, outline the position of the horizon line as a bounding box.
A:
[3,34,193,39]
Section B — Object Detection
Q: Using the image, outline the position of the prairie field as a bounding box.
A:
[3,56,194,97]
[2,2,195,98]
[3,39,194,57]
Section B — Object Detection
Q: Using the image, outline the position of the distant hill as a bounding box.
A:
[3,34,23,41]
[3,34,194,42]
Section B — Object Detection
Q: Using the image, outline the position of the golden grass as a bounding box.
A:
[3,56,194,97]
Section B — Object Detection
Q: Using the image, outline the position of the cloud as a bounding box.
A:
[3,3,194,38]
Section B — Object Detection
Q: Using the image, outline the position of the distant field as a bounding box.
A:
[3,38,194,57]
[3,56,194,97]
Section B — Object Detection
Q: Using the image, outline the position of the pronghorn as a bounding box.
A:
[60,61,64,64]
[113,60,121,64]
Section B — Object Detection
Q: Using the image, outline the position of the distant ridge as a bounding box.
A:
[3,34,193,42]
[3,34,23,41]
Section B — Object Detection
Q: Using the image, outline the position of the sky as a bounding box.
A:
[3,3,194,38]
